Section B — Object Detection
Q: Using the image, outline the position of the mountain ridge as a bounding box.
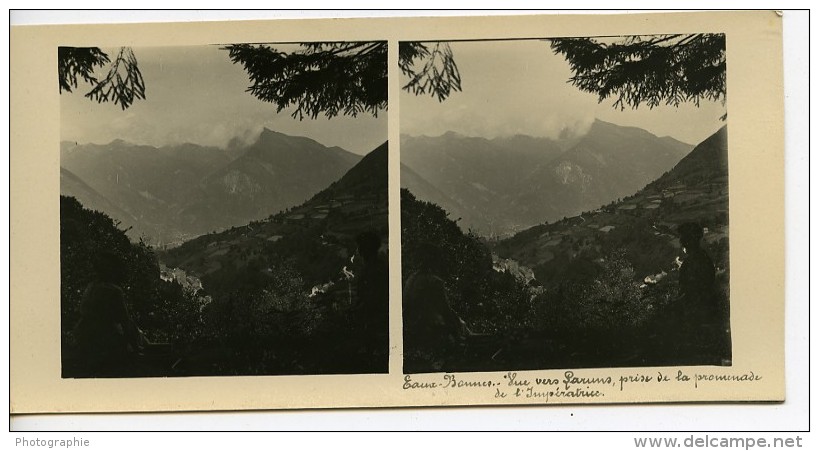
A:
[401,119,693,236]
[61,129,365,246]
[161,142,388,284]
[494,125,729,285]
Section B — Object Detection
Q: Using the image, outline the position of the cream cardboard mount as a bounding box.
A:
[10,11,785,413]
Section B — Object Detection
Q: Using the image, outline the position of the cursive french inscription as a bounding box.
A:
[402,368,764,402]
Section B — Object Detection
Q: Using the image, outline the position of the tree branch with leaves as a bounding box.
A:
[223,42,388,120]
[399,42,462,102]
[59,41,462,119]
[58,46,146,110]
[224,41,462,120]
[549,34,725,112]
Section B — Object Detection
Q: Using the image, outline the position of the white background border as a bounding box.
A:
[5,8,810,437]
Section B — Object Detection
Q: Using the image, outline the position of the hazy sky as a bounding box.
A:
[400,39,726,146]
[61,45,387,155]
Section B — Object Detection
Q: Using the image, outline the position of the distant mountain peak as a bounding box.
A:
[402,121,695,235]
[60,130,367,244]
[588,119,692,147]
[588,118,629,132]
[254,128,323,148]
[247,129,360,162]
[257,127,283,140]
[107,138,134,146]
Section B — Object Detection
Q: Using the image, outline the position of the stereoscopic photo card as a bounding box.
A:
[10,11,785,413]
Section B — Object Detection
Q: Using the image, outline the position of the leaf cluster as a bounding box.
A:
[550,34,726,111]
[84,47,146,110]
[224,42,388,120]
[58,47,110,94]
[58,46,146,110]
[399,42,462,102]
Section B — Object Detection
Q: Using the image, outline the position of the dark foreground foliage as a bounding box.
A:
[401,189,730,374]
[61,195,386,377]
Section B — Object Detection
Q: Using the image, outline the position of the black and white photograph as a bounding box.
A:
[11,11,792,418]
[59,42,390,377]
[400,36,732,373]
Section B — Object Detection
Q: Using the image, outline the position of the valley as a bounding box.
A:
[401,120,692,236]
[61,133,388,377]
[401,125,730,372]
[61,118,730,375]
[492,126,728,286]
[61,129,362,246]
[161,142,388,291]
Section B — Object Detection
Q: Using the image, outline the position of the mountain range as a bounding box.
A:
[63,119,697,248]
[161,142,389,286]
[400,120,693,236]
[61,129,362,246]
[493,125,729,285]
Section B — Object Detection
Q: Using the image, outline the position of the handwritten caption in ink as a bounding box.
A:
[402,370,762,402]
